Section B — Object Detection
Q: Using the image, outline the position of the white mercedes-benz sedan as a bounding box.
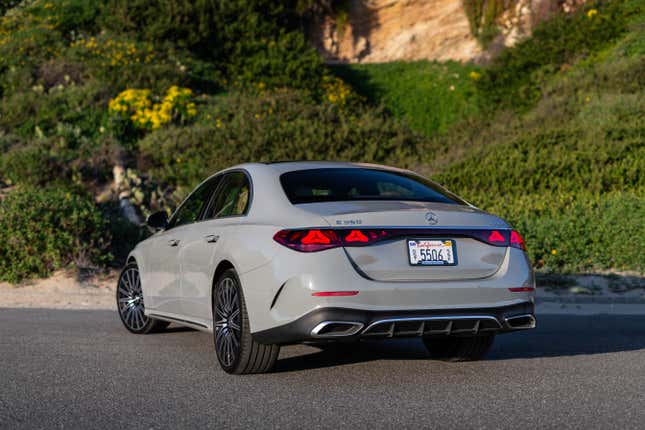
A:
[117,162,535,374]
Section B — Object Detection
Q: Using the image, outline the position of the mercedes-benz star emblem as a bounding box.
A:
[425,211,439,225]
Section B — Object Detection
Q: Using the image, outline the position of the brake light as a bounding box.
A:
[301,229,332,244]
[273,229,340,252]
[344,229,369,243]
[488,230,506,243]
[510,230,527,251]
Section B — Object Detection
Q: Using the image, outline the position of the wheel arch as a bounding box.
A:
[212,259,236,294]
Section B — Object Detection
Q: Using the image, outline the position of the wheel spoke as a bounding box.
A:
[228,320,240,332]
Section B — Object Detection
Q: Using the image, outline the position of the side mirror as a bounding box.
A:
[146,211,168,230]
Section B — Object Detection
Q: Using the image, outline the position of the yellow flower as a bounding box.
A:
[587,9,598,19]
[469,71,481,81]
[551,249,557,255]
[108,86,197,130]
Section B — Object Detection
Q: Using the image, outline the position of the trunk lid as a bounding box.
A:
[299,201,509,282]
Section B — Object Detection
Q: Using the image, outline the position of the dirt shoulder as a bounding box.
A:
[0,270,117,310]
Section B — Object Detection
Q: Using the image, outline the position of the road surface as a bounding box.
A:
[1,309,644,429]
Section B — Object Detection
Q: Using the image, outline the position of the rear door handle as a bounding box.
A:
[204,234,219,243]
[168,239,180,247]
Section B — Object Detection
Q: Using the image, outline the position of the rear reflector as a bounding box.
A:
[509,287,535,292]
[312,291,359,297]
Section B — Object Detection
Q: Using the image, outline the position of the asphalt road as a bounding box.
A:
[1,309,645,429]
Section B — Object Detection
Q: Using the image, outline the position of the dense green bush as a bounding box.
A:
[100,0,324,91]
[0,187,108,282]
[138,90,422,192]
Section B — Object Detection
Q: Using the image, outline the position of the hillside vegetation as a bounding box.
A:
[0,0,643,282]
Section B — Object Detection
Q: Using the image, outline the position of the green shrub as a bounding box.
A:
[480,192,644,273]
[100,0,324,92]
[0,80,109,139]
[0,143,57,186]
[138,90,422,193]
[0,187,108,282]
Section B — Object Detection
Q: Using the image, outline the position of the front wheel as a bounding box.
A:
[213,269,280,374]
[423,334,495,362]
[117,262,170,334]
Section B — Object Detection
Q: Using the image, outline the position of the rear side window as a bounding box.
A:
[280,168,465,205]
[205,172,251,218]
[168,176,222,229]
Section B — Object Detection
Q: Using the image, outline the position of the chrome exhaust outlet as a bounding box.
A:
[311,321,364,338]
[504,314,536,330]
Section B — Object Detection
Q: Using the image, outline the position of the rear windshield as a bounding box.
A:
[280,168,465,205]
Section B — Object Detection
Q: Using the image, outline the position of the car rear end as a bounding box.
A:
[249,164,535,346]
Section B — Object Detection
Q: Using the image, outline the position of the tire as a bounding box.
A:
[423,334,495,362]
[116,262,170,334]
[213,268,280,374]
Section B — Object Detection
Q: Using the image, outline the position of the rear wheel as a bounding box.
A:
[117,262,170,334]
[213,269,280,374]
[423,334,495,362]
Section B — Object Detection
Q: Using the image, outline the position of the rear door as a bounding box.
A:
[147,176,220,315]
[179,171,251,321]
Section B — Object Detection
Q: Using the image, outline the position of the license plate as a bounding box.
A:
[407,239,457,266]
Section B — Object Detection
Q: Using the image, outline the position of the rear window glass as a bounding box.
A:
[280,168,465,205]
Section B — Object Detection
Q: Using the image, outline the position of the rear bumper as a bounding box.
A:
[252,301,535,345]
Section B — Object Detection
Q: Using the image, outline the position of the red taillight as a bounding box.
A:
[273,229,340,252]
[488,230,506,243]
[344,229,369,243]
[301,229,332,245]
[338,229,391,245]
[510,230,526,251]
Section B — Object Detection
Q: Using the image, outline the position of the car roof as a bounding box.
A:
[253,161,411,175]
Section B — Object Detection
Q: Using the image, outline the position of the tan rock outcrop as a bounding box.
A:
[309,0,587,63]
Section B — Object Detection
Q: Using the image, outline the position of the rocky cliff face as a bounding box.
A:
[309,0,586,63]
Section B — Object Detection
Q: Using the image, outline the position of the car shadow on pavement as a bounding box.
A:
[274,314,645,372]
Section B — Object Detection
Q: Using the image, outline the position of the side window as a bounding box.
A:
[205,172,251,219]
[168,176,221,229]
